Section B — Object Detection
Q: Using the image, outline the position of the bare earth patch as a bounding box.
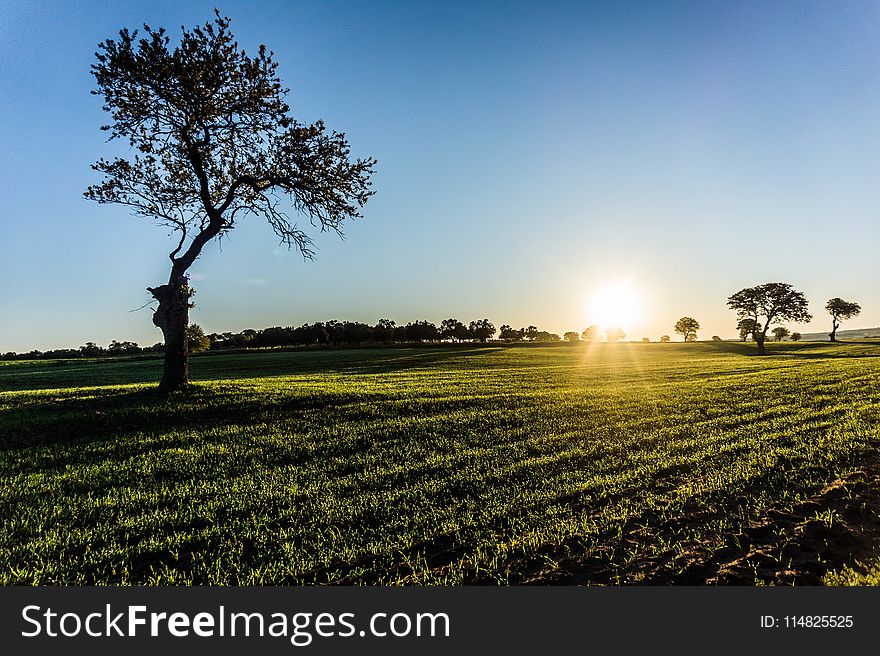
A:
[707,455,880,585]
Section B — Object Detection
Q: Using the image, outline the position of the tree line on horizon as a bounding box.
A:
[1,319,509,360]
[0,319,480,360]
[2,289,865,361]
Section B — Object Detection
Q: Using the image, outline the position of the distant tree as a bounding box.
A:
[453,323,471,342]
[404,321,439,343]
[564,331,581,342]
[532,331,561,342]
[292,322,328,345]
[790,332,802,342]
[240,328,259,345]
[581,325,600,342]
[255,326,293,348]
[659,335,670,343]
[440,318,467,342]
[711,336,722,342]
[338,321,371,346]
[391,324,408,342]
[468,319,496,343]
[186,324,211,352]
[605,327,625,343]
[42,348,83,360]
[524,326,540,341]
[207,331,231,348]
[498,325,525,342]
[825,298,861,342]
[641,337,650,343]
[674,317,700,342]
[79,342,105,357]
[85,13,376,391]
[109,340,140,354]
[727,283,811,355]
[772,326,790,342]
[373,319,396,343]
[737,318,758,342]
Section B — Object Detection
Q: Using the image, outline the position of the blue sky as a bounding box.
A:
[1,0,879,350]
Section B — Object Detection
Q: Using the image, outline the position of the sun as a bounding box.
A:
[588,282,641,331]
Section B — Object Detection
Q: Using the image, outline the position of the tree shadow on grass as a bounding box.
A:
[0,384,379,454]
[0,378,503,466]
[0,346,499,393]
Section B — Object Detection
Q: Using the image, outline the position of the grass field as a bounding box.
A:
[2,341,880,585]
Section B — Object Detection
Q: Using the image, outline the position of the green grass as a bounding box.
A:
[2,341,880,585]
[825,561,880,585]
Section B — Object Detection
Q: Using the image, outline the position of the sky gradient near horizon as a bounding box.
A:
[2,0,879,351]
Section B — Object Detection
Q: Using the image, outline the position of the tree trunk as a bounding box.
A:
[148,282,193,392]
[755,332,766,355]
[830,320,838,342]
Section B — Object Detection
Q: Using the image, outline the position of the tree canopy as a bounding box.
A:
[87,13,375,261]
[468,319,496,343]
[85,12,376,391]
[674,317,700,342]
[736,317,758,342]
[771,326,790,342]
[582,325,600,341]
[727,283,811,355]
[440,319,469,342]
[498,325,524,342]
[825,298,861,342]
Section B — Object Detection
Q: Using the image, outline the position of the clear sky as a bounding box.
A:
[2,0,879,351]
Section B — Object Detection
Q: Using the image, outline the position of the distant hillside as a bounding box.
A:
[797,327,880,341]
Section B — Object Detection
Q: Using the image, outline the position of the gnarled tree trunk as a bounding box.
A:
[148,281,193,392]
[755,331,767,355]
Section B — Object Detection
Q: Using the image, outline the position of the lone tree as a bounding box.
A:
[659,334,671,343]
[85,13,376,391]
[772,326,790,342]
[790,331,802,342]
[825,298,861,342]
[674,317,700,342]
[727,283,811,355]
